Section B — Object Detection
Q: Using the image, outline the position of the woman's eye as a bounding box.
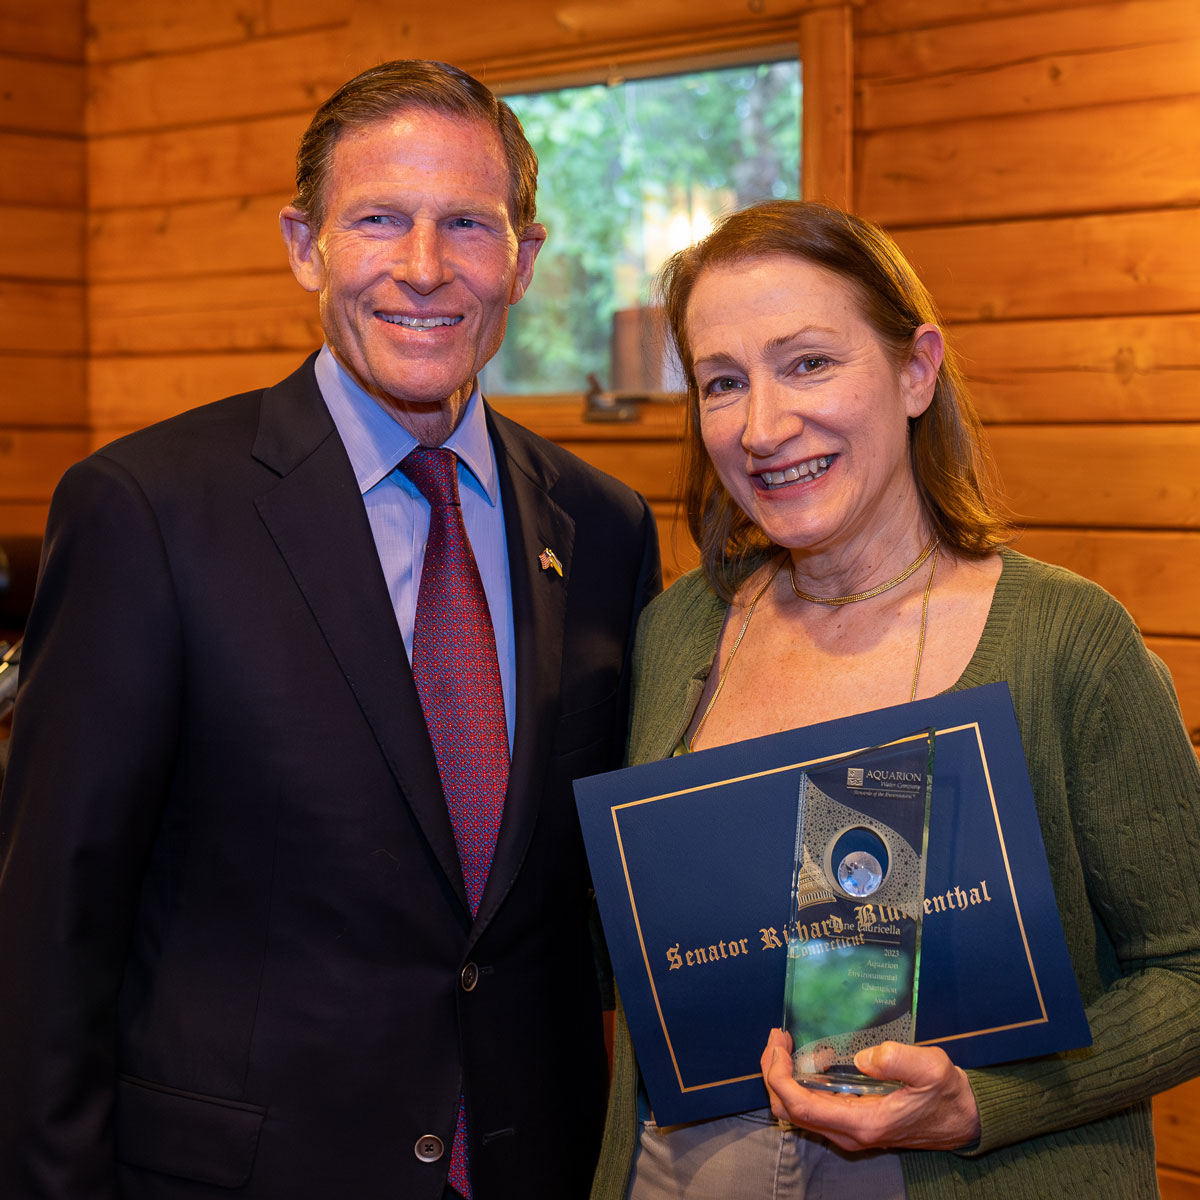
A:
[703,377,744,396]
[796,356,830,374]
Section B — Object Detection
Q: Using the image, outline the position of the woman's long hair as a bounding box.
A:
[658,200,1013,600]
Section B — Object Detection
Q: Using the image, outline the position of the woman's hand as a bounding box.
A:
[761,1028,982,1153]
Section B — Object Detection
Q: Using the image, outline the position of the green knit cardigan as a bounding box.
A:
[591,550,1200,1200]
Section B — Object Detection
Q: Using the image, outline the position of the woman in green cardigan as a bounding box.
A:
[591,201,1200,1200]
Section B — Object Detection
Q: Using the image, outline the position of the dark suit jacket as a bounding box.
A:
[0,357,661,1199]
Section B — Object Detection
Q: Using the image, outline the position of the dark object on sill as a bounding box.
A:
[583,374,640,423]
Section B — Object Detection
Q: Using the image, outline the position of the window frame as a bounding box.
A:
[475,4,855,403]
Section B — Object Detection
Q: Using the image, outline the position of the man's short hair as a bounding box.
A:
[292,59,539,234]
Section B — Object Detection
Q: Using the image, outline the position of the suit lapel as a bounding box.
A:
[472,409,574,932]
[251,359,470,911]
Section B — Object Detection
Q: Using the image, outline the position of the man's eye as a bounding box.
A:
[450,218,479,229]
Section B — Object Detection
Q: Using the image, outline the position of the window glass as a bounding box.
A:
[483,59,802,396]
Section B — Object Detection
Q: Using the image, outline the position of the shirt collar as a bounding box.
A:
[314,345,500,505]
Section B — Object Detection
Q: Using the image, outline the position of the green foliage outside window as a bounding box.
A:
[484,60,802,395]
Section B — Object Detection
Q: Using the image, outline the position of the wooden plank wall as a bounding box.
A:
[83,0,349,463]
[1,0,1197,1187]
[857,0,1200,769]
[849,4,1200,1192]
[0,0,88,536]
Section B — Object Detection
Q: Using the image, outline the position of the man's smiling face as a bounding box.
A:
[281,108,545,445]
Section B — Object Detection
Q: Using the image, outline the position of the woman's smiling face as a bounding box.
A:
[687,253,943,560]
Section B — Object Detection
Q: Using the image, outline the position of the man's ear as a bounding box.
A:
[902,324,945,419]
[509,222,547,305]
[280,206,323,294]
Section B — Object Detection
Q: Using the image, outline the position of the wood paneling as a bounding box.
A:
[1160,1170,1200,1200]
[489,393,684,439]
[0,132,84,207]
[87,30,349,134]
[1157,1077,1200,1174]
[0,0,84,60]
[0,57,86,135]
[863,35,1200,130]
[0,431,89,500]
[0,502,53,538]
[349,0,822,75]
[6,358,88,427]
[892,210,1200,322]
[88,194,291,280]
[800,5,853,208]
[988,426,1200,529]
[1014,530,1200,638]
[85,0,344,61]
[954,315,1200,423]
[0,283,85,355]
[860,0,1199,78]
[90,114,306,210]
[551,440,681,503]
[0,205,85,282]
[859,0,1100,37]
[89,352,306,428]
[88,272,319,355]
[0,1,88,530]
[858,0,1200,127]
[860,96,1200,227]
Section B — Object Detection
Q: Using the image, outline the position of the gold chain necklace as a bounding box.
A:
[909,540,939,702]
[688,559,783,750]
[689,542,940,748]
[789,534,939,607]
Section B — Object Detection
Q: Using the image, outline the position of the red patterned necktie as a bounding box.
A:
[400,446,509,1200]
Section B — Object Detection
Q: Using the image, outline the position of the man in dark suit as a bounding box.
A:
[0,61,659,1199]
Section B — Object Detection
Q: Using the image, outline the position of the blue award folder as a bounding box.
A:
[574,682,1091,1126]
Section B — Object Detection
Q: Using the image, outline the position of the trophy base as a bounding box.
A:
[797,1067,902,1097]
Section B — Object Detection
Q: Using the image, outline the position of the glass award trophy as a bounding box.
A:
[783,731,934,1094]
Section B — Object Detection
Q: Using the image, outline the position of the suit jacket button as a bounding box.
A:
[461,962,479,991]
[414,1134,445,1162]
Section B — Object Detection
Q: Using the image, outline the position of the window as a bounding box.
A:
[483,57,802,397]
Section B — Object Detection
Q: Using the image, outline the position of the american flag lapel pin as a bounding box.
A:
[538,546,563,577]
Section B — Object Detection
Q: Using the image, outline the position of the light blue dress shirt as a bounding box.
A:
[314,346,516,749]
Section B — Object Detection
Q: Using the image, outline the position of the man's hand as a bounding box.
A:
[761,1028,981,1153]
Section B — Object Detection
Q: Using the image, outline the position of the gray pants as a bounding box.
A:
[628,1108,907,1200]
